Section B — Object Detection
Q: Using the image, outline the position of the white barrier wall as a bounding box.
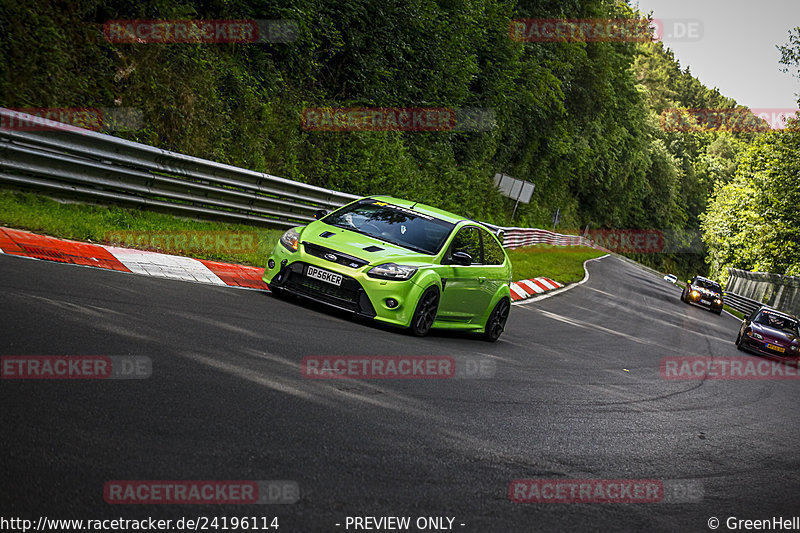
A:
[727,268,800,317]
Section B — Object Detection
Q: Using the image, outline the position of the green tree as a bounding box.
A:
[701,127,800,281]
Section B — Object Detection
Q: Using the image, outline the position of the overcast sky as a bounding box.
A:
[633,0,800,110]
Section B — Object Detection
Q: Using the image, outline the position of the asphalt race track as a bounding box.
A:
[2,253,799,532]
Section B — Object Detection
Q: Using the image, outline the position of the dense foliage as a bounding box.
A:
[1,1,794,281]
[701,27,800,282]
[701,126,800,283]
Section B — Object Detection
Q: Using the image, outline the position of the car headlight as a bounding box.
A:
[791,345,798,352]
[714,298,722,304]
[279,228,300,252]
[690,290,699,298]
[748,331,763,340]
[367,263,418,280]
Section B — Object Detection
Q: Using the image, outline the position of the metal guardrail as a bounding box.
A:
[722,291,761,317]
[0,108,360,230]
[500,227,597,250]
[0,112,779,318]
[726,267,800,318]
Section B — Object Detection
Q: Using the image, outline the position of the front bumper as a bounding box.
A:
[741,337,798,358]
[685,292,723,312]
[268,260,378,317]
[263,244,427,328]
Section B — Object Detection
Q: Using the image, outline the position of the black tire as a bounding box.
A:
[483,297,511,342]
[714,308,722,315]
[410,286,440,337]
[736,332,745,351]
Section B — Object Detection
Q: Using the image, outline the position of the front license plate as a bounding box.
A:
[306,265,342,286]
[700,299,710,305]
[766,343,785,353]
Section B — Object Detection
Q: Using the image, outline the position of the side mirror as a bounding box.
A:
[451,251,472,266]
[314,209,329,220]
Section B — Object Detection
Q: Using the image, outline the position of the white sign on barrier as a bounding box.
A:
[493,173,534,204]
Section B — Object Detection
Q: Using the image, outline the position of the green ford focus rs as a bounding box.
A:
[263,196,512,341]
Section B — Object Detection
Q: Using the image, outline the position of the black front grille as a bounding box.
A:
[278,262,376,317]
[302,242,369,269]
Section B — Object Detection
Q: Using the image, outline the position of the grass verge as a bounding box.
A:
[1,190,606,282]
[724,305,745,320]
[0,190,284,266]
[506,244,607,284]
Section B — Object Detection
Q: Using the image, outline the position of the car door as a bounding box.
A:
[437,226,491,322]
[477,227,509,303]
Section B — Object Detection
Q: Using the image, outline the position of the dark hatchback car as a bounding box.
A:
[680,275,723,314]
[736,307,800,357]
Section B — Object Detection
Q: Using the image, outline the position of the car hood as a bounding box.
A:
[751,323,800,345]
[300,220,437,266]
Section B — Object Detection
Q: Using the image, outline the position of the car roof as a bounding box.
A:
[367,195,471,225]
[694,276,720,285]
[755,306,799,321]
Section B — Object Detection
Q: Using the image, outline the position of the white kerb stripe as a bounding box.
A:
[509,284,528,298]
[103,246,227,286]
[537,278,560,290]
[518,279,545,293]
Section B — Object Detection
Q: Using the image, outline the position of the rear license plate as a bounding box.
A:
[700,299,710,305]
[766,343,785,353]
[306,265,342,286]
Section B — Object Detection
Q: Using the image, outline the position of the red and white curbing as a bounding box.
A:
[0,227,268,290]
[1,227,567,297]
[509,277,564,301]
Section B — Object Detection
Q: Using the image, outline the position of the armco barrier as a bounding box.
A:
[722,291,761,317]
[0,108,610,255]
[500,227,594,249]
[725,268,800,318]
[0,108,359,230]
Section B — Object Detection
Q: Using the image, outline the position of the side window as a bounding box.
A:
[480,229,505,265]
[451,226,482,264]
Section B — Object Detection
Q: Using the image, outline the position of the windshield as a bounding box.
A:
[323,199,455,255]
[754,311,800,335]
[694,279,721,291]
